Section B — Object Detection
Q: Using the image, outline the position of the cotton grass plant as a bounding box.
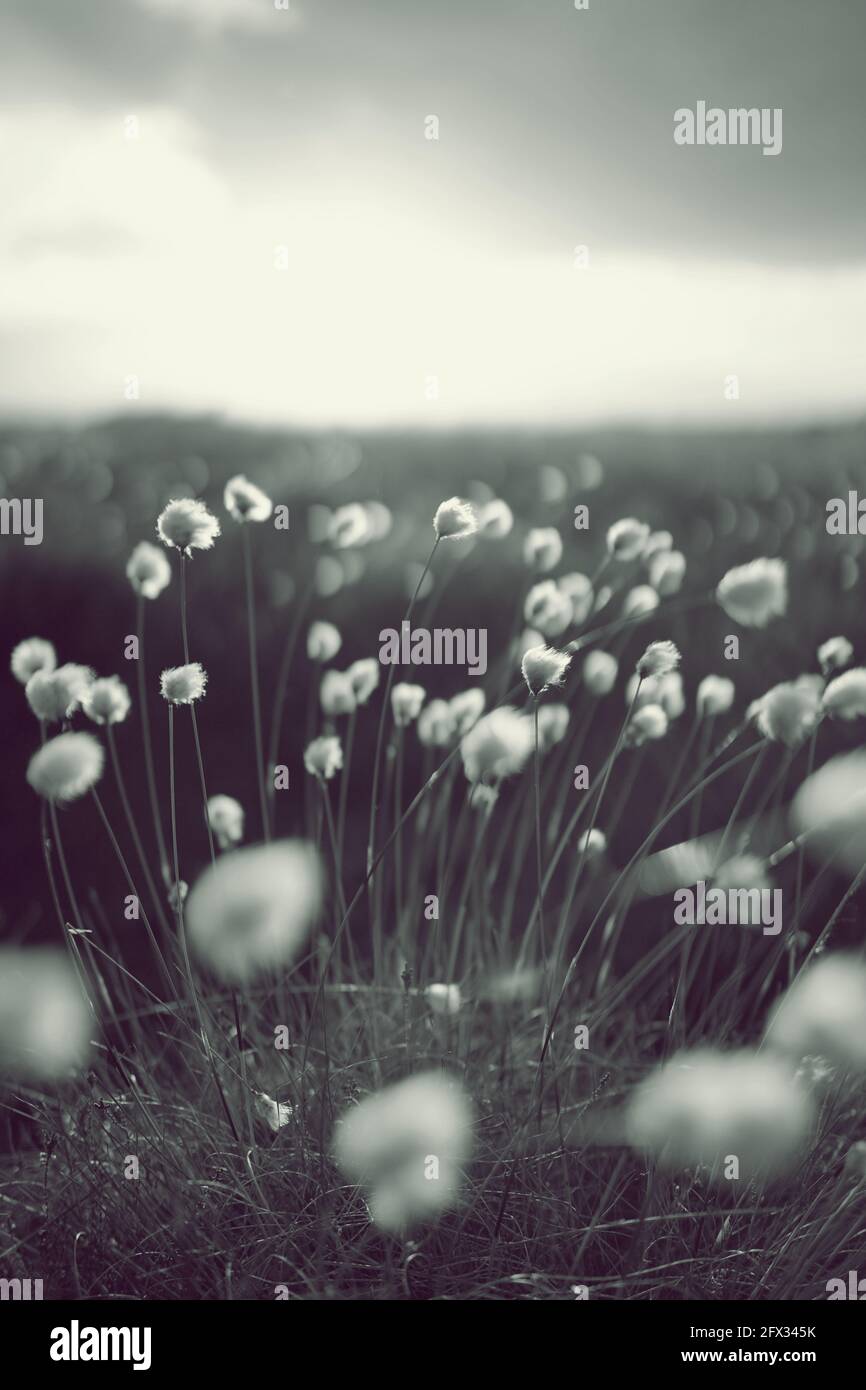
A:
[5,473,866,1305]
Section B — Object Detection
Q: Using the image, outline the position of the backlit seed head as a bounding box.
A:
[26,731,104,803]
[418,698,457,747]
[649,549,686,596]
[582,649,618,696]
[433,496,478,540]
[0,948,92,1081]
[716,557,787,628]
[160,662,207,704]
[754,679,821,748]
[157,498,221,555]
[329,503,371,549]
[26,664,95,723]
[224,474,273,523]
[207,794,245,850]
[625,703,669,746]
[307,621,342,663]
[817,635,853,677]
[461,706,533,784]
[606,517,650,562]
[521,644,571,696]
[523,526,562,572]
[392,682,426,726]
[320,669,357,716]
[126,541,171,599]
[449,688,485,735]
[11,636,56,685]
[822,668,866,721]
[425,983,462,1016]
[636,640,680,679]
[477,498,513,538]
[696,675,735,718]
[304,735,343,780]
[83,675,132,726]
[622,584,659,619]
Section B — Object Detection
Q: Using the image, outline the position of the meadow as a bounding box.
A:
[2,414,866,1301]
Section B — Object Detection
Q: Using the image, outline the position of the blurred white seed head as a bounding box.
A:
[765,956,866,1074]
[347,657,380,704]
[524,580,572,637]
[522,644,571,696]
[716,557,787,628]
[304,735,343,781]
[696,674,735,718]
[817,635,853,677]
[185,840,323,985]
[822,668,866,721]
[25,664,95,723]
[391,682,426,726]
[649,549,686,596]
[11,636,56,684]
[27,731,104,803]
[477,498,514,538]
[625,703,669,747]
[468,782,499,815]
[449,688,486,735]
[160,662,207,704]
[307,621,342,663]
[577,828,607,857]
[643,530,673,560]
[755,679,821,748]
[425,983,462,1016]
[625,1049,813,1182]
[207,794,245,850]
[606,517,650,562]
[536,703,569,751]
[557,572,593,624]
[417,698,457,747]
[0,949,91,1082]
[320,669,357,716]
[622,585,659,619]
[328,503,371,549]
[83,675,131,726]
[582,649,618,696]
[523,526,562,572]
[626,670,684,721]
[157,497,221,555]
[792,749,866,875]
[636,640,680,679]
[126,540,172,600]
[332,1071,473,1234]
[433,496,478,540]
[224,474,273,523]
[461,706,533,784]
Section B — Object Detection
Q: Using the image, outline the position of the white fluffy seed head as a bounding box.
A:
[536,703,569,751]
[328,503,371,549]
[320,669,357,716]
[524,580,573,637]
[449,688,485,735]
[391,682,426,726]
[160,662,207,704]
[606,517,650,562]
[754,678,822,748]
[346,657,380,704]
[157,497,221,555]
[716,557,787,628]
[477,498,513,538]
[433,496,478,540]
[224,474,273,523]
[622,585,659,619]
[425,983,462,1016]
[696,674,735,718]
[625,1048,813,1183]
[577,828,607,857]
[185,840,323,985]
[25,664,95,723]
[0,948,92,1081]
[83,675,132,726]
[765,956,866,1074]
[417,698,457,747]
[11,637,56,685]
[822,668,866,721]
[625,703,669,746]
[817,635,853,676]
[332,1071,473,1233]
[207,794,245,850]
[304,735,343,780]
[461,706,533,784]
[126,541,171,599]
[558,572,593,624]
[523,526,562,572]
[27,731,104,803]
[521,644,571,696]
[635,640,680,679]
[307,621,342,663]
[582,650,618,696]
[649,549,686,596]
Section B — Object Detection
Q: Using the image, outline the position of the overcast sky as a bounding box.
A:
[1,0,864,427]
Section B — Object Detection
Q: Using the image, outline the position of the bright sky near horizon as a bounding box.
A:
[1,0,864,428]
